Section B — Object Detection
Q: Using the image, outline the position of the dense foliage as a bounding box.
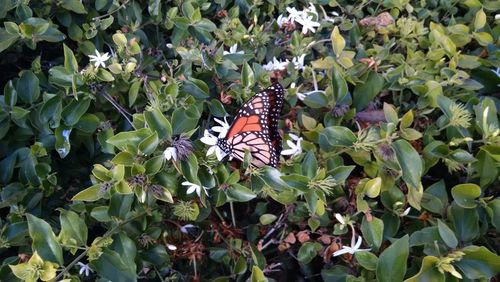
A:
[0,0,499,281]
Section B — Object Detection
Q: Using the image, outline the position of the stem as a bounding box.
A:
[54,210,149,280]
[311,69,319,91]
[229,201,237,227]
[92,0,130,21]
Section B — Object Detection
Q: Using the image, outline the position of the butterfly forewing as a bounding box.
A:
[224,83,284,167]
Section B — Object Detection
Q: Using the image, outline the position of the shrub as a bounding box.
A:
[0,0,499,281]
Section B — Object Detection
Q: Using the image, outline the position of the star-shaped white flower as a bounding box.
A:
[263,57,289,71]
[77,262,93,277]
[163,147,177,161]
[182,180,209,197]
[296,15,321,34]
[200,130,227,161]
[333,236,371,257]
[223,44,244,55]
[286,7,304,23]
[88,50,110,68]
[212,117,231,138]
[281,133,303,157]
[292,54,306,70]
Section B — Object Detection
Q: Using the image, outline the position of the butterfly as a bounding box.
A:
[217,83,285,168]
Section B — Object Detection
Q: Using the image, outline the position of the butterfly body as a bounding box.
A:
[218,83,285,167]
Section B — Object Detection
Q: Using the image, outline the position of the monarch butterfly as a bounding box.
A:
[216,83,285,168]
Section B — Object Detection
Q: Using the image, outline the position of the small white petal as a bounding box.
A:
[167,244,177,250]
[186,185,198,195]
[182,181,194,186]
[353,236,363,249]
[286,139,297,149]
[281,148,296,156]
[334,213,345,225]
[332,248,352,257]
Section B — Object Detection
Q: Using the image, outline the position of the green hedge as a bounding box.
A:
[0,0,499,281]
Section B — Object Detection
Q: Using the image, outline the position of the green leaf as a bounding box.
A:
[376,235,409,282]
[302,151,318,178]
[259,214,277,225]
[451,183,480,208]
[455,246,500,280]
[0,28,20,53]
[473,9,486,30]
[303,91,329,108]
[437,219,458,248]
[17,71,40,104]
[383,103,398,124]
[71,184,101,201]
[392,140,422,189]
[361,216,384,250]
[355,251,378,271]
[62,97,91,126]
[250,265,266,282]
[181,77,209,99]
[61,0,87,14]
[106,128,151,151]
[404,256,444,282]
[54,126,72,158]
[353,71,384,111]
[448,203,479,242]
[319,126,357,150]
[58,209,88,247]
[63,44,78,72]
[365,177,381,198]
[144,107,172,140]
[331,65,348,102]
[297,242,322,264]
[331,26,345,58]
[92,249,137,282]
[241,62,254,88]
[26,214,63,264]
[227,183,257,202]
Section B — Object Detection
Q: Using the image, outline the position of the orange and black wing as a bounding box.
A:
[224,83,284,167]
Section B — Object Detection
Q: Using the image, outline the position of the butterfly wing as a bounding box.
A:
[224,83,284,167]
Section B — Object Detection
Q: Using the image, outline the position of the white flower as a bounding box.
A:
[166,244,177,251]
[295,15,320,34]
[334,213,346,225]
[333,236,371,257]
[212,117,231,138]
[263,57,289,71]
[496,14,500,20]
[76,262,93,277]
[88,50,110,68]
[163,147,177,161]
[292,54,306,70]
[331,11,340,17]
[200,130,227,161]
[286,7,304,23]
[281,133,303,157]
[277,14,289,27]
[180,224,195,234]
[182,180,209,197]
[223,44,244,55]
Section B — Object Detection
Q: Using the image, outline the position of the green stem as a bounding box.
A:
[92,0,130,21]
[54,210,149,280]
[229,201,237,227]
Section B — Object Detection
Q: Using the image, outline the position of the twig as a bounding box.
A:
[92,0,130,21]
[101,91,134,128]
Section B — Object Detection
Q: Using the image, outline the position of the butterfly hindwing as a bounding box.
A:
[224,83,284,167]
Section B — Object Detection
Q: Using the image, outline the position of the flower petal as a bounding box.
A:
[332,248,351,257]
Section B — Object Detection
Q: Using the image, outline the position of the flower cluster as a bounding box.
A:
[200,117,231,161]
[277,4,321,34]
[263,54,306,71]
